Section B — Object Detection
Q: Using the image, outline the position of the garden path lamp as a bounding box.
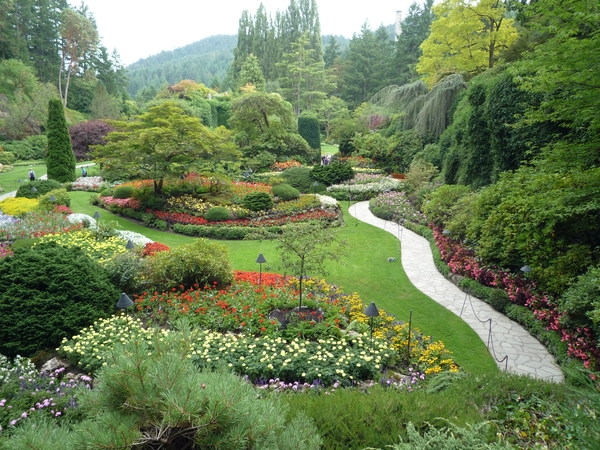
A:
[312,181,319,194]
[125,240,135,252]
[365,302,380,349]
[442,229,451,236]
[520,265,532,274]
[117,292,134,326]
[256,253,267,286]
[31,186,37,193]
[49,195,56,202]
[93,211,101,219]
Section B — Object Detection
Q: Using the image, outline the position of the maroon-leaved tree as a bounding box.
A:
[69,120,113,161]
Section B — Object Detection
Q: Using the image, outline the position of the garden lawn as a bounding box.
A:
[0,161,47,192]
[68,192,497,375]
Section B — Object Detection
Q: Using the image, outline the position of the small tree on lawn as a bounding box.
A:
[275,221,346,309]
[46,98,76,182]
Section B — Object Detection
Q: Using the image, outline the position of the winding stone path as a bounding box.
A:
[349,201,564,383]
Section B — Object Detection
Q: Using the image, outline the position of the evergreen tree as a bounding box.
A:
[391,0,434,85]
[238,53,266,91]
[323,35,341,68]
[46,98,76,181]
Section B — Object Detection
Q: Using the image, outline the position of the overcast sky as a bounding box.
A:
[69,0,416,66]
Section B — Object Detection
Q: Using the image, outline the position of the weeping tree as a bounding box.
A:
[369,74,467,138]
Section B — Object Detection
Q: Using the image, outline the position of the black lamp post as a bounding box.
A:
[256,253,267,285]
[31,186,37,193]
[117,292,134,324]
[125,240,135,252]
[520,265,532,274]
[312,180,319,194]
[442,229,451,236]
[365,302,380,348]
[49,195,56,202]
[93,211,101,220]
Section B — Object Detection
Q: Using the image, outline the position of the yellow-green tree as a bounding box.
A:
[417,0,518,85]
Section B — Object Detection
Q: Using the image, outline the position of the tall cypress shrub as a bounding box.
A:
[298,115,321,151]
[46,98,76,182]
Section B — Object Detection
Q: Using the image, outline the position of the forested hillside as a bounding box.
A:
[126,35,237,99]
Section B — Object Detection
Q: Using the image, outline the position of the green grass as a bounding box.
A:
[67,191,498,375]
[0,161,47,192]
[321,143,339,156]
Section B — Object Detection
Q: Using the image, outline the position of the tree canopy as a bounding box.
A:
[93,102,237,194]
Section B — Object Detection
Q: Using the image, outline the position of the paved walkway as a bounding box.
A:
[349,201,564,383]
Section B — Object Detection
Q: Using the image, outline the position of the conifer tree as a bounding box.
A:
[46,98,76,182]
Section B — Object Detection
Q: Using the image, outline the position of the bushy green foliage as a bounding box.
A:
[173,223,283,240]
[112,185,135,199]
[0,151,15,165]
[298,115,321,150]
[556,266,600,332]
[46,98,76,183]
[37,188,70,211]
[1,135,47,160]
[102,251,148,295]
[311,162,354,186]
[386,421,508,449]
[15,179,61,198]
[283,166,315,192]
[246,150,277,172]
[423,184,471,227]
[145,238,233,291]
[204,206,231,221]
[0,242,118,358]
[272,183,300,201]
[242,191,273,211]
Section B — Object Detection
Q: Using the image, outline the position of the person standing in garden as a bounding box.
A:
[28,168,36,181]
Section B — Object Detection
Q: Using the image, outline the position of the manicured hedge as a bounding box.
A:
[173,223,283,240]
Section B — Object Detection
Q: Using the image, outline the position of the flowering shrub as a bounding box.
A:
[231,181,272,201]
[70,176,104,191]
[326,177,403,201]
[369,191,427,225]
[271,160,302,171]
[35,229,128,265]
[142,241,170,257]
[98,195,142,211]
[272,195,321,214]
[0,211,83,242]
[0,197,38,216]
[58,316,170,373]
[335,155,374,168]
[0,242,12,258]
[0,358,91,430]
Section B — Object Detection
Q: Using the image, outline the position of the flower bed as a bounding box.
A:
[369,191,427,225]
[58,272,458,384]
[433,226,600,370]
[0,211,83,243]
[70,176,104,192]
[326,177,403,201]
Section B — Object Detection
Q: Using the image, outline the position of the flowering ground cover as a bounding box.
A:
[0,211,83,243]
[0,355,91,431]
[369,191,427,225]
[70,176,104,192]
[326,176,403,201]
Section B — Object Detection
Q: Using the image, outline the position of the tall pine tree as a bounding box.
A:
[46,98,76,182]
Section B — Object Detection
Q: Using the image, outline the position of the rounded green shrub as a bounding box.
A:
[204,206,231,222]
[145,238,233,292]
[15,179,61,199]
[0,242,119,358]
[272,183,300,201]
[37,188,71,211]
[113,185,135,199]
[243,192,273,212]
[488,289,510,313]
[310,162,354,186]
[283,166,313,192]
[99,188,113,197]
